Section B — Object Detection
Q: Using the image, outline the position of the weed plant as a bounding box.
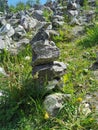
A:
[78,25,98,48]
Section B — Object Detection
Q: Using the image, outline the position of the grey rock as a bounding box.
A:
[7,27,15,37]
[86,10,95,22]
[53,15,64,21]
[46,29,59,38]
[46,24,52,30]
[78,16,87,25]
[44,93,71,116]
[68,10,78,17]
[0,35,12,50]
[0,24,15,37]
[67,1,78,10]
[76,0,84,6]
[19,10,25,16]
[32,63,54,83]
[14,25,26,40]
[79,101,91,116]
[21,15,38,30]
[72,26,85,37]
[0,67,8,76]
[84,92,98,118]
[70,17,81,25]
[0,38,6,49]
[46,79,59,92]
[31,23,51,43]
[88,0,96,7]
[34,10,43,15]
[0,91,3,96]
[8,19,19,26]
[0,18,6,25]
[28,8,34,12]
[33,4,43,10]
[31,31,48,43]
[32,40,60,65]
[15,38,30,48]
[53,20,64,27]
[9,38,30,54]
[51,61,67,77]
[32,11,45,22]
[32,61,66,82]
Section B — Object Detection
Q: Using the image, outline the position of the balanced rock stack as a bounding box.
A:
[51,1,65,27]
[31,23,68,116]
[31,23,66,86]
[67,0,81,25]
[67,0,96,25]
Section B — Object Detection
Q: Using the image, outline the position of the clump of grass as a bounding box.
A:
[43,9,53,22]
[53,27,74,43]
[78,25,98,47]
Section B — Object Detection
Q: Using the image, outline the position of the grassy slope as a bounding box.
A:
[0,24,98,129]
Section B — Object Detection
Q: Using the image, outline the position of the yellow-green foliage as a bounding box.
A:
[9,1,31,13]
[43,9,53,22]
[78,25,98,47]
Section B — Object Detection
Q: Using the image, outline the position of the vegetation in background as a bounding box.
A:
[9,1,28,13]
[9,0,40,13]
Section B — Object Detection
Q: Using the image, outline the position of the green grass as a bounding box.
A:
[0,22,98,130]
[78,25,98,48]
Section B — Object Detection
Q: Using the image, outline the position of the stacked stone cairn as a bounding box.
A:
[67,0,81,25]
[45,0,65,28]
[51,1,65,28]
[67,0,96,25]
[31,23,70,116]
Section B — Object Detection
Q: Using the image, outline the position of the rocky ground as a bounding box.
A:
[0,0,98,129]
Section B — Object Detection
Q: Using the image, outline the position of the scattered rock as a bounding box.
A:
[79,101,91,116]
[14,25,26,40]
[32,10,45,22]
[0,67,8,76]
[44,93,71,116]
[0,23,15,37]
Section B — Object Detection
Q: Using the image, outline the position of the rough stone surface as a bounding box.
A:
[15,38,30,48]
[0,67,8,76]
[88,0,96,7]
[46,80,59,92]
[0,38,6,49]
[0,35,12,50]
[53,20,64,27]
[79,101,91,116]
[32,11,45,22]
[14,25,26,40]
[84,92,98,114]
[51,61,67,76]
[53,15,64,21]
[32,61,66,83]
[20,15,38,30]
[67,1,78,10]
[44,93,71,116]
[0,23,15,37]
[32,40,60,65]
[72,26,85,37]
[31,29,49,43]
